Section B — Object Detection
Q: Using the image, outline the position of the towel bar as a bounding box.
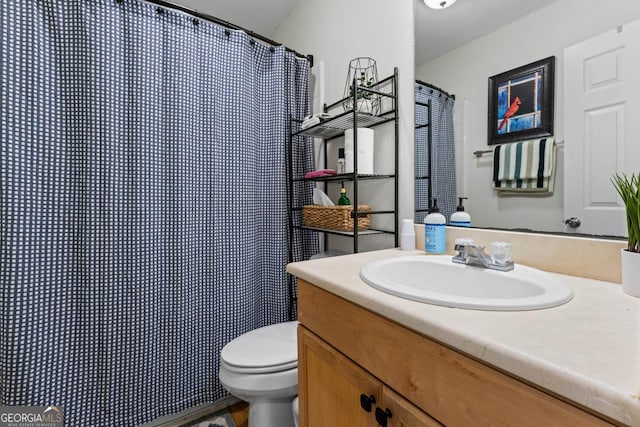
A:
[474,140,564,158]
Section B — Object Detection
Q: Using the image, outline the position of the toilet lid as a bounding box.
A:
[221,321,298,374]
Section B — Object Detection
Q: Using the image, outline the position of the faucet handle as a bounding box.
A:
[490,241,512,266]
[454,238,486,254]
[454,238,475,250]
[452,238,472,264]
[453,238,477,259]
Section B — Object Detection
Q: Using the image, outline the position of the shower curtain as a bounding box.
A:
[0,0,316,425]
[415,83,457,223]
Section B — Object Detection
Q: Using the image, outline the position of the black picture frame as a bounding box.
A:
[487,56,555,145]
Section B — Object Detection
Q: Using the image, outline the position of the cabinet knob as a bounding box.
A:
[359,393,376,412]
[375,407,392,427]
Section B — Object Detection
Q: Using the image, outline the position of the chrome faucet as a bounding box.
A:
[452,239,514,272]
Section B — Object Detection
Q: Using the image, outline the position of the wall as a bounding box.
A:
[412,225,626,284]
[416,0,640,233]
[273,0,415,252]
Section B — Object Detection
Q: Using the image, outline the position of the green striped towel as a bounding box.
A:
[493,137,556,193]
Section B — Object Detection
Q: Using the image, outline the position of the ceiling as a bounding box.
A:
[170,0,558,66]
[169,0,301,36]
[414,0,558,65]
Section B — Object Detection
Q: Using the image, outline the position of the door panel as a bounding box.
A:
[299,326,379,427]
[564,20,640,235]
[584,103,623,205]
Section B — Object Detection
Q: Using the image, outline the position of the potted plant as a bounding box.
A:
[354,71,375,114]
[612,173,640,297]
[342,57,381,115]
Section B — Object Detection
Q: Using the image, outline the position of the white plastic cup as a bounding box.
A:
[400,219,415,251]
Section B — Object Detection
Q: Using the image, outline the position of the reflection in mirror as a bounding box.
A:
[414,81,457,224]
[415,1,640,238]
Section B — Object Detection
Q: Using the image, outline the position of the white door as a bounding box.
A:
[564,20,640,236]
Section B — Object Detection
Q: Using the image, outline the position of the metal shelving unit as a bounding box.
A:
[292,110,396,139]
[292,173,394,183]
[287,68,399,255]
[297,226,392,237]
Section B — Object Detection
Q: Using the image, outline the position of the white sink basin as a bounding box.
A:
[359,255,573,311]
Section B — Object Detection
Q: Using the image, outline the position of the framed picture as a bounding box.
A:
[487,56,555,145]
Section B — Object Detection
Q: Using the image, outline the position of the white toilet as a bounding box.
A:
[219,321,299,427]
[292,396,299,427]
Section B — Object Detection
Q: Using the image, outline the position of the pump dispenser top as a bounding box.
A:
[450,197,471,227]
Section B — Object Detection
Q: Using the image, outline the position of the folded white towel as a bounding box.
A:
[301,113,333,129]
[301,116,320,129]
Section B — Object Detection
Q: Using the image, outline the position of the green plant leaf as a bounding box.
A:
[612,172,640,252]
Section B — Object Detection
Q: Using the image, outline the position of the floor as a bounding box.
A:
[228,401,249,427]
[141,397,248,427]
[187,401,249,427]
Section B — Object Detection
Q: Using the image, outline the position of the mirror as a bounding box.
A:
[414,81,457,225]
[414,1,640,238]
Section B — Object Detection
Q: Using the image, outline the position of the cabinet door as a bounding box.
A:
[299,326,380,427]
[382,386,443,427]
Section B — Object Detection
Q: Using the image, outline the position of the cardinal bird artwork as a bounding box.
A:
[488,57,555,145]
[498,96,521,131]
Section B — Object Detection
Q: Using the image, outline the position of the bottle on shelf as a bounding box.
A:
[336,148,346,174]
[338,187,351,206]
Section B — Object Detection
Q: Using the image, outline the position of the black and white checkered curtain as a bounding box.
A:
[0,0,316,425]
[415,83,457,223]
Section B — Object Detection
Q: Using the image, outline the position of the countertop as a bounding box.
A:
[287,248,640,426]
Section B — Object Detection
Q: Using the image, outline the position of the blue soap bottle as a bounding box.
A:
[424,198,446,254]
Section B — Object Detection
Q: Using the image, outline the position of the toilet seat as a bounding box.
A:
[221,321,298,374]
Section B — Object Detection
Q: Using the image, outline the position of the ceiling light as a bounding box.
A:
[423,0,458,9]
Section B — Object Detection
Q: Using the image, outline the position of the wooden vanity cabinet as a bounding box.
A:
[299,325,442,427]
[382,386,443,427]
[296,280,617,427]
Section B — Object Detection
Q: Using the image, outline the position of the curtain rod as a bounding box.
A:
[139,0,314,67]
[415,79,455,100]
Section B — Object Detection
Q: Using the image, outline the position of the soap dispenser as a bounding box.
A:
[424,198,446,254]
[450,197,471,227]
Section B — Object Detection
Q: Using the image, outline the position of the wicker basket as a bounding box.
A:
[303,205,371,231]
